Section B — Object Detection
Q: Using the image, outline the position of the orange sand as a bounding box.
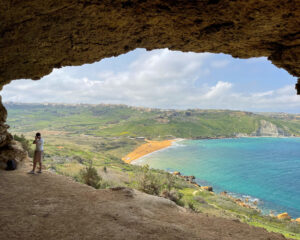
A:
[122,140,175,164]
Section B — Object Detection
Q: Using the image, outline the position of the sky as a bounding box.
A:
[1,48,300,113]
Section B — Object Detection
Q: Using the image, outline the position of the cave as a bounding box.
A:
[0,0,299,166]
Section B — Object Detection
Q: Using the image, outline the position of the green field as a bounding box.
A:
[5,103,300,239]
[6,103,300,139]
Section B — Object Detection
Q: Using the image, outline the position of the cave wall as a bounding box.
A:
[0,0,299,165]
[0,96,12,148]
[0,96,27,169]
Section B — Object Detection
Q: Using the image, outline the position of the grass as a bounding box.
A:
[6,103,300,139]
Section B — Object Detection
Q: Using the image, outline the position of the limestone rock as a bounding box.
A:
[172,171,181,176]
[0,0,299,90]
[0,96,27,168]
[0,96,13,148]
[201,186,213,192]
[0,96,7,122]
[0,141,28,170]
[277,212,291,220]
[252,120,290,137]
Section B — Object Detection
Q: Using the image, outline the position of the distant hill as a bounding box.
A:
[5,103,300,139]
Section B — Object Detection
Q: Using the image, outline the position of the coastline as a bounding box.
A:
[122,139,183,164]
[122,136,300,164]
[122,136,300,221]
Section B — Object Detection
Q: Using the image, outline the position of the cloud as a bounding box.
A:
[203,81,232,99]
[1,49,299,113]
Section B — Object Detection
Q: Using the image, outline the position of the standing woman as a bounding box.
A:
[28,132,44,174]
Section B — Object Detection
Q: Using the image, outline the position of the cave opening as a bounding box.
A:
[1,48,299,169]
[1,49,300,224]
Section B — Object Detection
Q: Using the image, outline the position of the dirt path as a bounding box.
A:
[0,164,287,240]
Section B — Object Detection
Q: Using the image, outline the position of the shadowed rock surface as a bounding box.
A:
[0,163,288,240]
[0,96,27,168]
[0,0,299,87]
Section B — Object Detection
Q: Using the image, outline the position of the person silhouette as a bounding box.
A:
[28,132,44,174]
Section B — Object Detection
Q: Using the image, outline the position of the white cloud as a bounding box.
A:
[203,81,232,99]
[1,49,299,113]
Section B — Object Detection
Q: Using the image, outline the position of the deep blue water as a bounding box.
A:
[134,138,300,218]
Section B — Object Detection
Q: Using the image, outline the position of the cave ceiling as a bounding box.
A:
[0,0,299,93]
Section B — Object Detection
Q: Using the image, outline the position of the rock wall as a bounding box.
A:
[0,96,27,169]
[0,96,12,148]
[0,0,299,89]
[252,120,290,137]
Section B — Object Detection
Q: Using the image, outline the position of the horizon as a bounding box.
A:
[4,101,300,115]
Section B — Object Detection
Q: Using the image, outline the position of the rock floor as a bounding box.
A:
[0,163,287,240]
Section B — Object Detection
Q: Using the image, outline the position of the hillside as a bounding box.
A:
[0,162,289,240]
[5,103,300,138]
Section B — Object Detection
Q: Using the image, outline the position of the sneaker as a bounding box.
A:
[37,170,42,174]
[28,170,35,174]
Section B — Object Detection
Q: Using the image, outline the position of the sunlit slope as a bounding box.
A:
[5,103,300,138]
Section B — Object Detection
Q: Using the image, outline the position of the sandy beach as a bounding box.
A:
[122,139,178,164]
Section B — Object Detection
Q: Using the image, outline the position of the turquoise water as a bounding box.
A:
[135,138,300,218]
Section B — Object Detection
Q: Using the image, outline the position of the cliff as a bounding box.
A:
[252,120,291,137]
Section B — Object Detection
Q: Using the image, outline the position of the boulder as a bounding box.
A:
[0,141,28,170]
[201,186,213,192]
[277,212,291,220]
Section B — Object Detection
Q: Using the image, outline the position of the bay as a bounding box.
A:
[135,137,300,218]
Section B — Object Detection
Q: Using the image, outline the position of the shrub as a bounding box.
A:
[162,173,176,191]
[160,189,183,206]
[73,155,85,164]
[286,222,300,234]
[13,134,34,157]
[99,180,110,189]
[188,202,197,211]
[136,165,161,195]
[79,163,102,189]
[194,195,207,204]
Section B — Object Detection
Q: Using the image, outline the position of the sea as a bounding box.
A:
[133,137,300,218]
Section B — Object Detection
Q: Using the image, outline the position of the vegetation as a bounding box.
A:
[13,134,34,157]
[5,103,300,239]
[131,164,184,205]
[134,165,161,195]
[78,163,102,189]
[5,103,300,139]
